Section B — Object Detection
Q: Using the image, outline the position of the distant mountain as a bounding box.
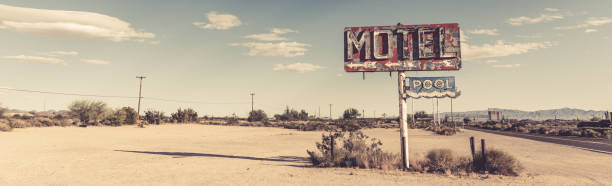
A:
[442,108,609,121]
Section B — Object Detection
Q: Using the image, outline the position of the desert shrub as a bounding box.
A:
[307,131,401,170]
[603,130,612,139]
[0,122,11,132]
[226,117,238,125]
[517,126,529,133]
[0,106,7,118]
[335,120,361,132]
[436,127,459,136]
[144,110,164,124]
[424,149,457,173]
[274,108,309,121]
[119,107,138,124]
[342,108,361,120]
[247,109,268,122]
[171,108,198,123]
[582,129,602,138]
[298,122,332,131]
[68,100,111,125]
[9,119,30,128]
[473,148,522,176]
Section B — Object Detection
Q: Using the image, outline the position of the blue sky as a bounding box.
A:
[0,0,611,117]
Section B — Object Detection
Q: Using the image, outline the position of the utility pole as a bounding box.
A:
[136,76,146,127]
[318,106,321,119]
[398,72,409,169]
[250,92,255,113]
[329,104,332,120]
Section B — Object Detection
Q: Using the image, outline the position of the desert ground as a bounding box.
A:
[1,124,611,186]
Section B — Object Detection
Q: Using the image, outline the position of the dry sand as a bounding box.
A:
[1,124,611,186]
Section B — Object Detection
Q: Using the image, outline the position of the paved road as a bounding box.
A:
[464,127,612,154]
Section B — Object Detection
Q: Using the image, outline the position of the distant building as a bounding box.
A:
[606,111,611,122]
[488,108,503,122]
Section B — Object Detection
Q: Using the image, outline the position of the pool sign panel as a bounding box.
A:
[344,23,461,72]
[405,76,459,98]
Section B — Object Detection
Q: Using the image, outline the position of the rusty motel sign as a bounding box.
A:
[344,23,461,72]
[343,23,461,170]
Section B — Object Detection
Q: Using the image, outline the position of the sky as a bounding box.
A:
[0,0,611,118]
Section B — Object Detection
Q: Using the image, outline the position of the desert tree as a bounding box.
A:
[68,100,111,125]
[248,109,268,122]
[342,108,361,120]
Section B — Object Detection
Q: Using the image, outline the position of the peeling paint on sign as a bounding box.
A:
[405,76,460,98]
[344,23,461,72]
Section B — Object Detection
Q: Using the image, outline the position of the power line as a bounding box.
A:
[0,87,138,99]
[0,87,250,105]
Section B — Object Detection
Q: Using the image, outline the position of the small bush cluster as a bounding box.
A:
[411,148,522,176]
[307,131,401,170]
[145,110,165,124]
[425,126,460,136]
[471,120,612,139]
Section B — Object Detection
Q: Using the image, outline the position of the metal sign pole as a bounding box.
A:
[398,71,409,169]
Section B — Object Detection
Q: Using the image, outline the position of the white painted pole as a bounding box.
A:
[398,72,409,169]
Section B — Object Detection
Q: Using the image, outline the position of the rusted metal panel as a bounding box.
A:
[344,23,461,72]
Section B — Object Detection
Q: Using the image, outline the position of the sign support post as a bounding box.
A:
[398,71,409,170]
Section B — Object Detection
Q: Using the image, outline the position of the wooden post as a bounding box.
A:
[470,136,476,169]
[398,72,410,170]
[330,133,335,161]
[469,136,475,159]
[481,138,487,171]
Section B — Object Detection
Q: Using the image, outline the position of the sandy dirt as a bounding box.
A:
[1,124,611,186]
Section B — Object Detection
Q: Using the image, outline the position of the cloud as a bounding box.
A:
[493,64,521,68]
[515,34,543,38]
[544,8,559,12]
[230,42,310,57]
[462,40,553,60]
[244,28,297,41]
[485,59,498,64]
[3,55,66,65]
[460,29,469,42]
[273,63,324,73]
[193,11,241,30]
[43,51,78,57]
[467,29,498,36]
[506,9,566,25]
[585,29,598,33]
[81,59,110,65]
[0,4,154,42]
[555,17,612,30]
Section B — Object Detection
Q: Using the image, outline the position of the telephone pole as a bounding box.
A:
[250,92,255,113]
[136,76,146,126]
[329,104,332,120]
